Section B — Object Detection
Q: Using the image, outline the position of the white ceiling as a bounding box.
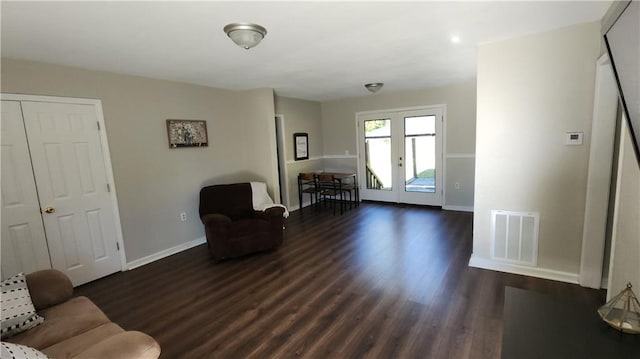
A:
[1,1,611,101]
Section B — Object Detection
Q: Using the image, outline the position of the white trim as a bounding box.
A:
[443,205,474,212]
[579,53,617,289]
[1,93,129,272]
[606,119,629,302]
[1,93,101,104]
[442,106,448,208]
[446,153,475,159]
[289,198,313,212]
[323,154,357,159]
[355,104,446,115]
[127,236,206,270]
[268,108,281,206]
[469,255,580,284]
[285,156,324,165]
[275,115,290,208]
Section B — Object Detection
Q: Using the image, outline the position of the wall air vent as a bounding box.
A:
[491,210,539,267]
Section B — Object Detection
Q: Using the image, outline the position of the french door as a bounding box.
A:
[357,106,443,206]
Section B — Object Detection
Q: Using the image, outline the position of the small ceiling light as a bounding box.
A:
[365,83,384,93]
[223,23,267,50]
[451,35,461,44]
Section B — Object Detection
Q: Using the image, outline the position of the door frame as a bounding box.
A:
[355,104,447,205]
[578,54,619,289]
[275,114,290,208]
[1,93,128,272]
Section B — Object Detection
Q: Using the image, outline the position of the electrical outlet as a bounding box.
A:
[454,182,461,190]
[180,212,187,221]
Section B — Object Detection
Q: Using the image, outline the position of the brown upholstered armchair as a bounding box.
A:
[199,183,285,261]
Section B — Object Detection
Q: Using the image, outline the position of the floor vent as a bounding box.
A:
[491,210,539,267]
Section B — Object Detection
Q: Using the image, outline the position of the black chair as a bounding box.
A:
[317,173,344,215]
[297,172,320,211]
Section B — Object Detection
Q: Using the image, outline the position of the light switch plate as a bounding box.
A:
[565,132,583,145]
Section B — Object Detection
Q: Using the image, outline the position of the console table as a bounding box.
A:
[502,286,640,358]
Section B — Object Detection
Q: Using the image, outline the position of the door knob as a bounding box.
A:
[43,207,55,214]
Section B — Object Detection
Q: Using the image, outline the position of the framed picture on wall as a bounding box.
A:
[294,132,309,160]
[166,119,208,148]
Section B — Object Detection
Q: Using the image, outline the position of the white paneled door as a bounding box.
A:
[1,101,52,277]
[2,99,122,286]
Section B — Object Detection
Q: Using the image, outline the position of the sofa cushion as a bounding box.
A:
[5,296,110,350]
[1,273,45,339]
[40,323,122,359]
[73,331,161,359]
[0,342,49,359]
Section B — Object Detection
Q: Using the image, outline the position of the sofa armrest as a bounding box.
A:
[26,269,73,311]
[74,331,160,359]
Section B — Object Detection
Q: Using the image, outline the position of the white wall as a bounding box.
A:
[471,22,601,280]
[1,58,277,264]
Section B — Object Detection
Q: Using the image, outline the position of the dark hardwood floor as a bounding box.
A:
[76,202,605,358]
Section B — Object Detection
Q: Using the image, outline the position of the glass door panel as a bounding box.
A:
[364,119,392,191]
[404,115,436,193]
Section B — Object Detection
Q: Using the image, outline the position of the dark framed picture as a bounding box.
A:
[166,120,208,148]
[294,132,309,160]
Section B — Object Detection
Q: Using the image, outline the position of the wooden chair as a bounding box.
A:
[298,172,320,211]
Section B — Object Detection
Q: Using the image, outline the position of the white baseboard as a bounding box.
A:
[443,205,474,212]
[290,199,316,212]
[468,254,580,284]
[127,236,206,270]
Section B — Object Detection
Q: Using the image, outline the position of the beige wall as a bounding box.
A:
[607,120,640,300]
[1,58,277,263]
[274,96,324,210]
[320,81,477,208]
[473,22,601,276]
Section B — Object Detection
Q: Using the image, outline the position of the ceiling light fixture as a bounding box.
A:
[364,83,384,93]
[223,23,267,50]
[451,35,461,44]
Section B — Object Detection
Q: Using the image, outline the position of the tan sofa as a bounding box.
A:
[5,269,160,359]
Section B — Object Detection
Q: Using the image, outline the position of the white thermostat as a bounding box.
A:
[565,132,583,145]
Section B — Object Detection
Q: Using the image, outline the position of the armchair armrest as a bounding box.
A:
[74,331,161,359]
[260,206,285,218]
[26,269,73,311]
[202,213,232,227]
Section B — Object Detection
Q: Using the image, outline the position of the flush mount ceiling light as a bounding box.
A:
[223,23,267,50]
[364,83,384,93]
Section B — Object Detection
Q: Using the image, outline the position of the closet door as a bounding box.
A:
[1,101,52,278]
[21,101,121,286]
